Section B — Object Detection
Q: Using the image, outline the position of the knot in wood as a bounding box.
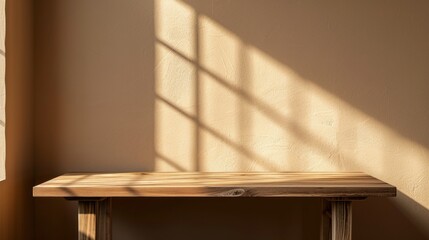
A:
[222,188,246,197]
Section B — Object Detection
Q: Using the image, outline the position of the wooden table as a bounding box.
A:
[33,172,396,240]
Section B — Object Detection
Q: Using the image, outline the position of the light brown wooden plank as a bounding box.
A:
[78,201,96,240]
[78,198,112,240]
[332,200,352,240]
[33,172,396,198]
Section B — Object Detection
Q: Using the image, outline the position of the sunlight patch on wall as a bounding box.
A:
[155,0,195,60]
[246,46,343,171]
[199,129,247,171]
[155,42,196,115]
[199,15,240,87]
[154,0,429,212]
[200,71,240,144]
[155,99,196,171]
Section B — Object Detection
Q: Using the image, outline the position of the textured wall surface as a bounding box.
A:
[0,0,34,239]
[34,1,429,239]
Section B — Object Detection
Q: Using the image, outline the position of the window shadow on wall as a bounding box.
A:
[153,0,429,239]
[33,0,429,239]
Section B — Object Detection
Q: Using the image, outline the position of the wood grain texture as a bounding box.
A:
[78,201,96,240]
[33,172,396,198]
[78,198,112,240]
[332,201,352,240]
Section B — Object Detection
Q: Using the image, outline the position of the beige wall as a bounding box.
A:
[34,1,429,239]
[0,0,34,239]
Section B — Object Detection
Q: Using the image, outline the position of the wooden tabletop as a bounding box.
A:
[33,172,396,198]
